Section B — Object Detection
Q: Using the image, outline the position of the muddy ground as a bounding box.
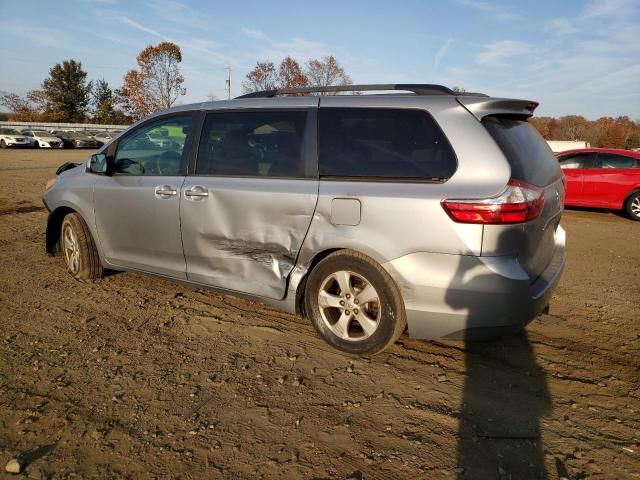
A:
[0,149,638,480]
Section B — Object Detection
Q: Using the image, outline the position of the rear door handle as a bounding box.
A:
[155,185,177,198]
[185,186,209,199]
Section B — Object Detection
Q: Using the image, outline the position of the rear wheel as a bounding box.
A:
[61,213,104,281]
[304,250,406,355]
[625,191,640,221]
[0,140,7,149]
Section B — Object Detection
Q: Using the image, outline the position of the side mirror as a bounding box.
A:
[87,153,108,174]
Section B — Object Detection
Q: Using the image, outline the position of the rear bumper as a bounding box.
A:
[384,226,566,340]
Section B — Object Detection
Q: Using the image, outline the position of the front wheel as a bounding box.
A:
[304,250,406,355]
[0,140,7,149]
[61,213,104,281]
[625,191,640,221]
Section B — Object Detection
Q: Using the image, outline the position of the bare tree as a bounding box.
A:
[120,42,186,120]
[241,62,279,94]
[0,90,47,121]
[278,56,308,89]
[305,55,352,93]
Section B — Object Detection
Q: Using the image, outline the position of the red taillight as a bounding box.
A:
[442,179,544,224]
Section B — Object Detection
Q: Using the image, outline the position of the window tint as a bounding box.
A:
[196,110,308,177]
[595,153,638,169]
[318,108,456,180]
[558,153,595,169]
[483,117,562,187]
[114,115,191,176]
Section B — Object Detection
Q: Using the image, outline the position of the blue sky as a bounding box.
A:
[1,0,639,118]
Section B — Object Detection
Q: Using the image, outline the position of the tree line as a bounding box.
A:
[529,115,640,150]
[2,40,638,151]
[0,42,186,125]
[242,55,352,93]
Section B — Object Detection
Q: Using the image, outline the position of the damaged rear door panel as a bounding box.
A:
[180,103,319,300]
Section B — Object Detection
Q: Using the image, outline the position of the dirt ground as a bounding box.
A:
[0,149,638,480]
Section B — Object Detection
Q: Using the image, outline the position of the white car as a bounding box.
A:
[0,128,31,148]
[21,129,64,148]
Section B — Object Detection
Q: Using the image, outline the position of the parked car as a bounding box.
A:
[557,148,640,221]
[42,83,566,354]
[21,129,64,148]
[50,130,99,149]
[0,128,31,148]
[82,130,104,148]
[92,131,118,145]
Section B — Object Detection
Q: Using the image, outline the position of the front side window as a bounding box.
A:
[595,153,638,169]
[319,108,457,180]
[558,153,595,169]
[196,110,308,178]
[114,115,191,175]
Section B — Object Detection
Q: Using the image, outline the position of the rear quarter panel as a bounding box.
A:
[297,95,513,269]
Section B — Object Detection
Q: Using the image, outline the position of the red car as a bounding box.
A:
[557,148,640,221]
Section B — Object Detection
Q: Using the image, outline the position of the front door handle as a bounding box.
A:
[185,186,209,199]
[155,185,177,198]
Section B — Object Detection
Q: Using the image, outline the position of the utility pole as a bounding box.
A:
[225,66,231,100]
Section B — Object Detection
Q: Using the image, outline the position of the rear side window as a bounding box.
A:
[483,116,562,187]
[595,153,638,169]
[196,110,308,178]
[319,108,457,180]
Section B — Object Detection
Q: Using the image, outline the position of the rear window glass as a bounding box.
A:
[319,108,457,180]
[483,116,561,187]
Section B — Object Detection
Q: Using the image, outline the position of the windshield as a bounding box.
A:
[33,130,50,136]
[1,128,21,135]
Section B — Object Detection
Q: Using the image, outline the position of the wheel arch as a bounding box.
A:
[294,248,342,316]
[294,246,392,316]
[45,206,77,256]
[623,187,640,205]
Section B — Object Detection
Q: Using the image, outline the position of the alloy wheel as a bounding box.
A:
[62,223,80,274]
[318,270,381,341]
[631,197,640,218]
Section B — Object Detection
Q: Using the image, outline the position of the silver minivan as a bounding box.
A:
[43,84,566,354]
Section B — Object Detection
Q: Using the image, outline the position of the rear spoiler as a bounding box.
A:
[456,96,539,120]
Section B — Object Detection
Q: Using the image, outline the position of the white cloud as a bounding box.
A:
[144,0,211,30]
[454,0,520,21]
[434,39,453,71]
[583,0,640,18]
[2,21,69,48]
[239,30,328,64]
[121,17,169,40]
[544,18,579,35]
[475,40,531,65]
[241,28,269,41]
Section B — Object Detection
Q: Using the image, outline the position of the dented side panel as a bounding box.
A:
[180,177,318,300]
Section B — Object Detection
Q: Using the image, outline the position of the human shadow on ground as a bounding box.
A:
[446,229,552,479]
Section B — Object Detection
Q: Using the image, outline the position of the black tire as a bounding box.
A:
[61,213,104,281]
[304,250,406,355]
[625,191,640,221]
[0,139,7,149]
[33,141,39,149]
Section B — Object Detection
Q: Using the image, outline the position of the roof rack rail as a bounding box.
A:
[236,83,457,99]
